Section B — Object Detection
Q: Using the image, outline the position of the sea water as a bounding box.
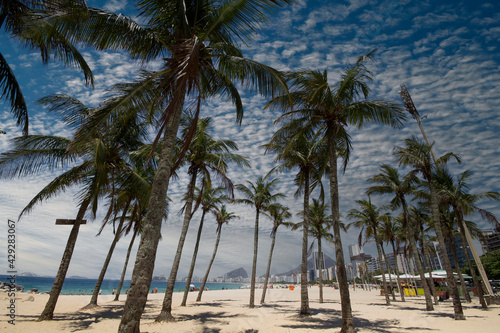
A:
[0,275,243,295]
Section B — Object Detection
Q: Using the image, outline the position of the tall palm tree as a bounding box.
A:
[181,184,229,306]
[158,115,249,321]
[302,198,334,304]
[266,52,405,332]
[379,214,405,302]
[260,203,292,304]
[348,198,392,306]
[196,204,238,302]
[1,0,93,134]
[235,175,285,308]
[434,167,500,308]
[367,163,434,309]
[36,1,293,328]
[264,130,328,315]
[0,93,146,320]
[394,136,465,320]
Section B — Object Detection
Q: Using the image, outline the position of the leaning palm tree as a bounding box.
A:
[367,163,434,309]
[394,136,465,320]
[158,115,249,321]
[0,93,146,320]
[264,130,328,314]
[181,184,229,306]
[235,175,285,308]
[379,214,405,302]
[196,204,238,302]
[260,203,292,304]
[33,1,293,328]
[348,198,392,306]
[266,52,406,332]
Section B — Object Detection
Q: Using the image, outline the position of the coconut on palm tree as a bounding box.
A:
[265,52,406,332]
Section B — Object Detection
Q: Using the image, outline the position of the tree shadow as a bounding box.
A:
[175,311,240,325]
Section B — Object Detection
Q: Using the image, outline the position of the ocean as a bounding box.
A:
[0,275,244,295]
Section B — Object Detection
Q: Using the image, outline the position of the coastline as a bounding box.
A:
[1,286,499,332]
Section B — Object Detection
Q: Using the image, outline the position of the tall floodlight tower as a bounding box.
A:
[399,84,493,295]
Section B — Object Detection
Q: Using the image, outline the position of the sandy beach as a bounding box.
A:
[2,287,499,332]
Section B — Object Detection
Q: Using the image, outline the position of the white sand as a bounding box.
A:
[1,286,499,332]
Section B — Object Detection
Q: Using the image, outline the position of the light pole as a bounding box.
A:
[399,84,493,295]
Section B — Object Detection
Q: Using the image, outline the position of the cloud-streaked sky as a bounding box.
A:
[1,0,499,281]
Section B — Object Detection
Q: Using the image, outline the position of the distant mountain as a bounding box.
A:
[276,253,336,277]
[19,272,38,277]
[68,275,88,279]
[223,267,248,279]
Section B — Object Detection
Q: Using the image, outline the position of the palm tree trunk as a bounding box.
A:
[375,241,391,305]
[380,245,396,301]
[300,174,310,315]
[250,208,260,308]
[38,197,91,321]
[457,218,487,308]
[181,210,207,306]
[327,129,353,333]
[118,98,184,333]
[428,181,465,320]
[83,205,128,308]
[449,235,471,302]
[318,236,324,304]
[197,229,222,302]
[390,241,405,302]
[261,228,277,304]
[157,171,198,321]
[115,226,138,301]
[421,238,439,305]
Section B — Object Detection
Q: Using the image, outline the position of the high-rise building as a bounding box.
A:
[481,228,500,254]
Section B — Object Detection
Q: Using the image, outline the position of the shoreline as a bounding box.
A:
[2,286,499,332]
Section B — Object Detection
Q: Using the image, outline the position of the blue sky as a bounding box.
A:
[1,0,499,281]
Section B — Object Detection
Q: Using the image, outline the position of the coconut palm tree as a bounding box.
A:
[1,0,94,135]
[394,136,465,320]
[434,167,500,308]
[196,204,238,302]
[264,130,328,314]
[299,198,334,304]
[35,1,293,328]
[260,203,292,304]
[158,115,249,321]
[235,175,285,308]
[0,93,146,320]
[348,198,392,306]
[266,53,405,332]
[379,214,405,302]
[181,184,229,306]
[366,163,434,309]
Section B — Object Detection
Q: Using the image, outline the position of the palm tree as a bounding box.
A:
[379,214,405,302]
[434,167,500,308]
[196,204,238,302]
[366,163,434,309]
[157,115,249,321]
[266,52,405,332]
[181,184,229,306]
[260,203,292,304]
[394,136,465,320]
[264,130,328,314]
[1,0,93,134]
[302,198,334,304]
[0,93,146,320]
[235,175,285,308]
[348,198,392,306]
[36,1,293,328]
